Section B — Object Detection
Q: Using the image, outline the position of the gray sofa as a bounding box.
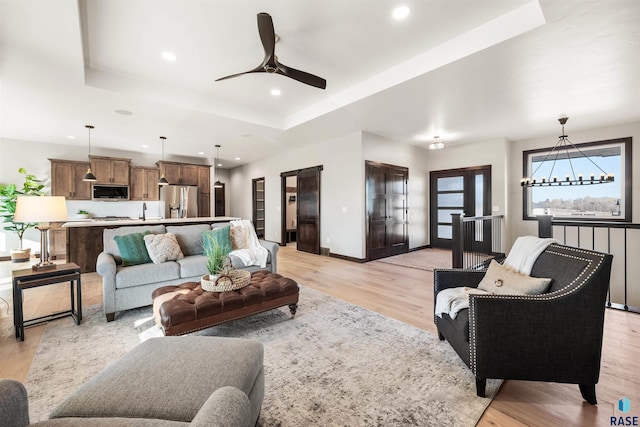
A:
[0,336,263,427]
[96,222,279,321]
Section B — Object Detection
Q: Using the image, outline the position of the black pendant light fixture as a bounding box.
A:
[158,136,169,186]
[82,125,97,181]
[214,144,223,188]
[521,117,615,187]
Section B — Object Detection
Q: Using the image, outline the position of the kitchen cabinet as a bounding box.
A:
[198,166,210,194]
[156,161,202,186]
[199,193,211,217]
[49,221,67,260]
[49,159,92,200]
[91,156,131,185]
[157,161,211,216]
[130,167,160,200]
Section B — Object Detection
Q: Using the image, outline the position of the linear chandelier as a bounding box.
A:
[521,117,614,187]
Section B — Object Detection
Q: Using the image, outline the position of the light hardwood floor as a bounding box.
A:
[1,246,638,426]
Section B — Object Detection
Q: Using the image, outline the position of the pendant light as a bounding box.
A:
[158,136,169,186]
[428,136,444,150]
[82,125,97,181]
[520,117,615,187]
[214,144,223,188]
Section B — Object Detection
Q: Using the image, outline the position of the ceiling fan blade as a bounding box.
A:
[215,67,265,82]
[277,62,327,89]
[257,12,276,61]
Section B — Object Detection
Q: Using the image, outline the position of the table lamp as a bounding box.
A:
[14,196,68,270]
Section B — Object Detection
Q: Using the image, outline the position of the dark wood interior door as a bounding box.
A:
[214,184,225,216]
[296,167,321,254]
[366,161,409,261]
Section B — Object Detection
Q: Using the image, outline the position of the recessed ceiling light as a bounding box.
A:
[198,151,205,155]
[114,109,133,115]
[67,135,75,139]
[141,144,149,148]
[217,163,222,167]
[393,6,410,20]
[270,89,281,96]
[162,52,176,61]
[235,157,241,161]
[241,133,252,138]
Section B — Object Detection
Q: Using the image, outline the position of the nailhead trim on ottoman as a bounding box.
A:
[152,270,299,336]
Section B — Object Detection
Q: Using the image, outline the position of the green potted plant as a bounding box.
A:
[0,168,45,262]
[203,233,229,279]
[76,209,90,219]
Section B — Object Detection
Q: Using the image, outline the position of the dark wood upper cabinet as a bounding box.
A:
[90,156,131,185]
[50,159,92,200]
[130,167,160,201]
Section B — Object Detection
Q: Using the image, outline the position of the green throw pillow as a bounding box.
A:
[113,231,152,266]
[202,226,232,257]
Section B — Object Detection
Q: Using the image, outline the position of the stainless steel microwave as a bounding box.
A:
[92,184,130,200]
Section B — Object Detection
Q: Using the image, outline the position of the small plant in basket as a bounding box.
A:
[203,233,230,277]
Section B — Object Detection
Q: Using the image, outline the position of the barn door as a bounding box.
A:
[281,166,322,254]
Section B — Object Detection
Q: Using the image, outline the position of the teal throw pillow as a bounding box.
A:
[202,226,232,257]
[113,231,152,266]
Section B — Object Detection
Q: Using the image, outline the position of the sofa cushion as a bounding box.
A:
[104,225,166,264]
[144,233,184,264]
[49,337,264,423]
[478,260,551,295]
[166,224,211,256]
[113,232,152,266]
[116,262,180,289]
[177,255,208,278]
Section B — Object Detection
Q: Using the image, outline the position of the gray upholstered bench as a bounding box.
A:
[2,337,264,426]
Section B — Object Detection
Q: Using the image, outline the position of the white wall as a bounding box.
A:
[229,131,364,258]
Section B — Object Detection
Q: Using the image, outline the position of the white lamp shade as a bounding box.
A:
[14,196,68,223]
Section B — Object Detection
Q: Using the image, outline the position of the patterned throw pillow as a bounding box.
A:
[203,226,232,256]
[113,232,152,266]
[478,260,552,295]
[143,232,184,264]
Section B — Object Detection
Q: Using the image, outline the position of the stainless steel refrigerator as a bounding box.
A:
[160,185,198,218]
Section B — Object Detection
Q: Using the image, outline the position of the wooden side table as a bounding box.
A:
[12,262,82,341]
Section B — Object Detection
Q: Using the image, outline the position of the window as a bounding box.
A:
[522,137,632,221]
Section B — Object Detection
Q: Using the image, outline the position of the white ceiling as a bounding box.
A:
[1,0,639,167]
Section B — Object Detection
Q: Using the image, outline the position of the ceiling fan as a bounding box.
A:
[215,12,327,90]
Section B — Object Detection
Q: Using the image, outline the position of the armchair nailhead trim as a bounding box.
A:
[469,244,606,374]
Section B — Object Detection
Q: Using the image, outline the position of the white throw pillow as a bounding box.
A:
[477,260,552,295]
[144,232,184,264]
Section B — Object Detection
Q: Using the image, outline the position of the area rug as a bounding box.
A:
[24,286,500,426]
[377,248,452,271]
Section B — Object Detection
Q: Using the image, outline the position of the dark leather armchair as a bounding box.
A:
[434,243,613,404]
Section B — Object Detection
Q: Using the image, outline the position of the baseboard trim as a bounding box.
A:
[329,253,367,263]
[409,245,431,252]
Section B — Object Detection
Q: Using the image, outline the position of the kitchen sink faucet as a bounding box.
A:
[141,202,147,221]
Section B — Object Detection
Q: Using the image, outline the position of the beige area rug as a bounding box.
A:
[377,248,452,271]
[24,286,500,426]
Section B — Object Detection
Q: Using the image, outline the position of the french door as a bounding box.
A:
[366,161,409,260]
[429,165,491,249]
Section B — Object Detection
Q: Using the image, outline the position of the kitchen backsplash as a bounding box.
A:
[66,200,164,220]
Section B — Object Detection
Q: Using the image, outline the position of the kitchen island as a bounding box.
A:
[63,217,239,273]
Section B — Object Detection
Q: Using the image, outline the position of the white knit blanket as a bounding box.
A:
[435,287,490,319]
[504,235,559,275]
[229,219,269,268]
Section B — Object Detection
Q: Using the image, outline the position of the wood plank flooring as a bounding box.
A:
[1,246,638,426]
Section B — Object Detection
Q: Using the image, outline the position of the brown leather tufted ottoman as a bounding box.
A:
[152,270,299,336]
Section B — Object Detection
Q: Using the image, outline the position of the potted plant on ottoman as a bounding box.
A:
[0,168,45,262]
